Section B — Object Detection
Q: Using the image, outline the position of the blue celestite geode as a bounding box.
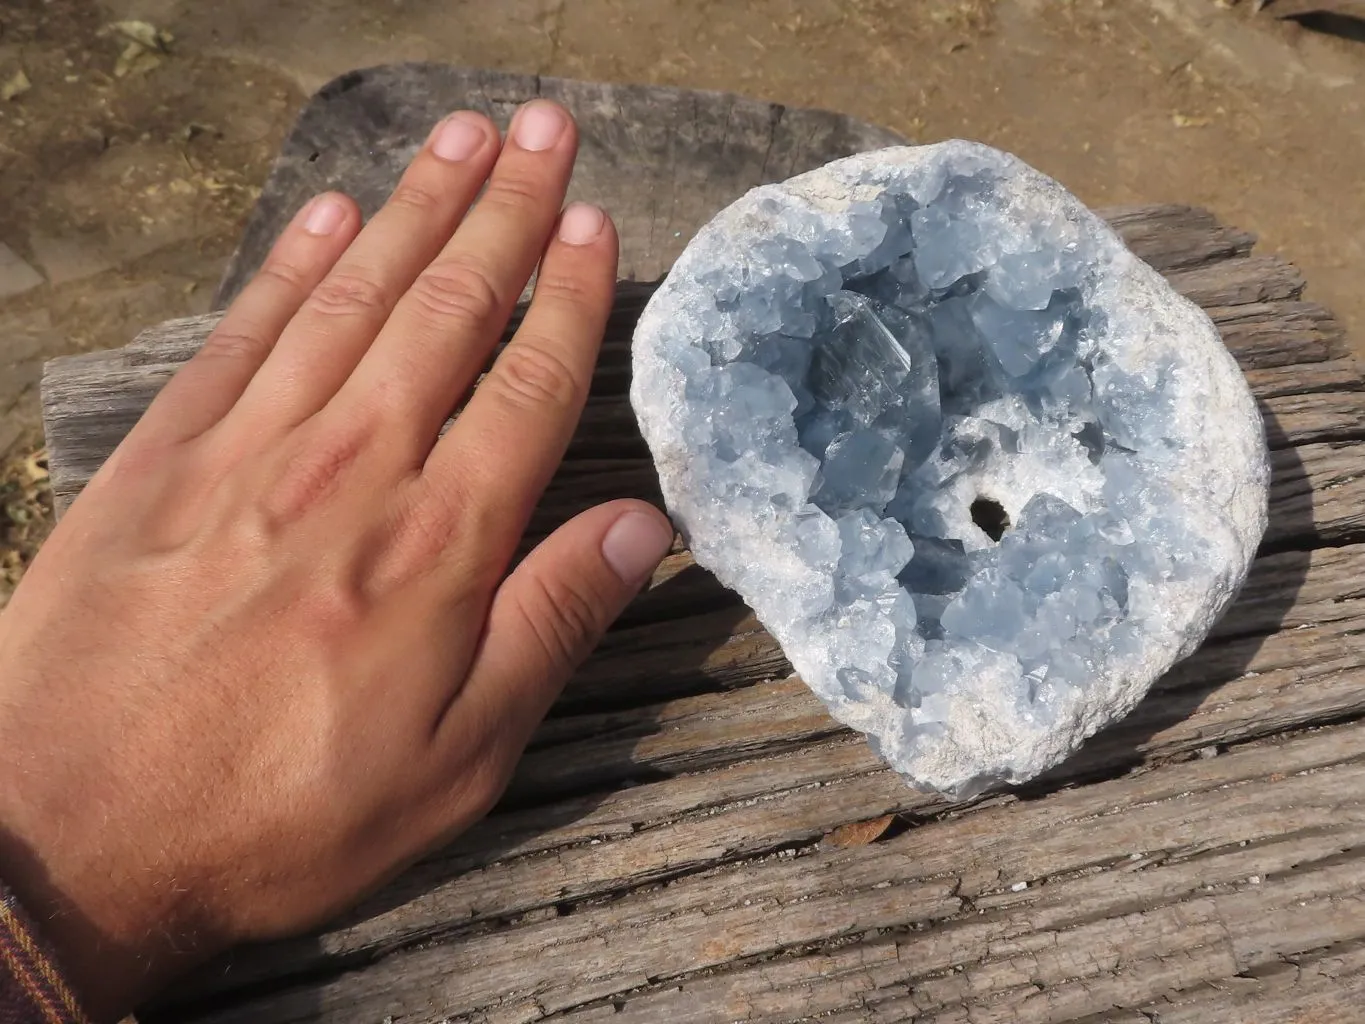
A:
[630,142,1269,796]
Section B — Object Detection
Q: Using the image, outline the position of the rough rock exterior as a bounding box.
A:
[630,142,1269,796]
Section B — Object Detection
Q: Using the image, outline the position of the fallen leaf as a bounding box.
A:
[1172,112,1211,128]
[114,41,164,78]
[182,122,219,143]
[105,20,174,52]
[21,450,48,485]
[825,814,895,848]
[1,69,32,102]
[102,20,173,78]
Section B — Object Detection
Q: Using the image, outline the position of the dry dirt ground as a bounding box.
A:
[1,0,1363,603]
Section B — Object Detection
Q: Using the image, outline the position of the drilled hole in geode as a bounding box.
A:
[969,497,1010,542]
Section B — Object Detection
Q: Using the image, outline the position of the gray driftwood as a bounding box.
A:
[213,65,906,308]
[40,70,1365,1024]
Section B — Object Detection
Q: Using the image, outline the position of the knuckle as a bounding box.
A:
[375,482,469,585]
[399,498,459,561]
[487,342,582,412]
[296,575,370,637]
[533,267,596,309]
[305,271,390,321]
[253,257,312,294]
[518,570,606,671]
[387,179,446,217]
[408,255,506,330]
[261,423,368,523]
[198,326,272,365]
[481,171,549,213]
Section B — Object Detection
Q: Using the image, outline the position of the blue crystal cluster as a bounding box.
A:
[688,169,1209,713]
[634,145,1267,794]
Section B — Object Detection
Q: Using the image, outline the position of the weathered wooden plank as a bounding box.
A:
[158,722,1365,1024]
[278,619,1365,958]
[1136,942,1365,1024]
[1162,252,1304,307]
[580,882,1365,1024]
[1266,440,1365,548]
[1102,204,1256,271]
[1205,300,1349,369]
[1259,390,1365,446]
[488,602,1365,864]
[1242,356,1364,398]
[160,539,1365,1006]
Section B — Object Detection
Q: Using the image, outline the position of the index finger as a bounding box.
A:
[420,202,618,566]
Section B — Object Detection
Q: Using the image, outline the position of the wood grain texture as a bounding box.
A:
[39,76,1365,1024]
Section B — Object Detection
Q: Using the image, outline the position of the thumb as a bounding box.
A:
[460,499,675,746]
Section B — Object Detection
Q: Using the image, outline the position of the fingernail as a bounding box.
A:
[302,195,347,236]
[511,100,567,152]
[431,113,486,162]
[602,511,674,585]
[558,203,605,245]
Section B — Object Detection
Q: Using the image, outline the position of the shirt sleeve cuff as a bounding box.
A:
[0,881,90,1024]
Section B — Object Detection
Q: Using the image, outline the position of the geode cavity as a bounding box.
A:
[630,142,1269,796]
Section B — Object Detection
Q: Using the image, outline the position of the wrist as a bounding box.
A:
[0,812,210,1021]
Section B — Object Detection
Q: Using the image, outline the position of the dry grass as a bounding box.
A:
[0,445,53,609]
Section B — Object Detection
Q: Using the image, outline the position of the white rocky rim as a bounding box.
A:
[631,142,1269,795]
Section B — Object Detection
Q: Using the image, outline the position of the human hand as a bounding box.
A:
[0,100,673,1021]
